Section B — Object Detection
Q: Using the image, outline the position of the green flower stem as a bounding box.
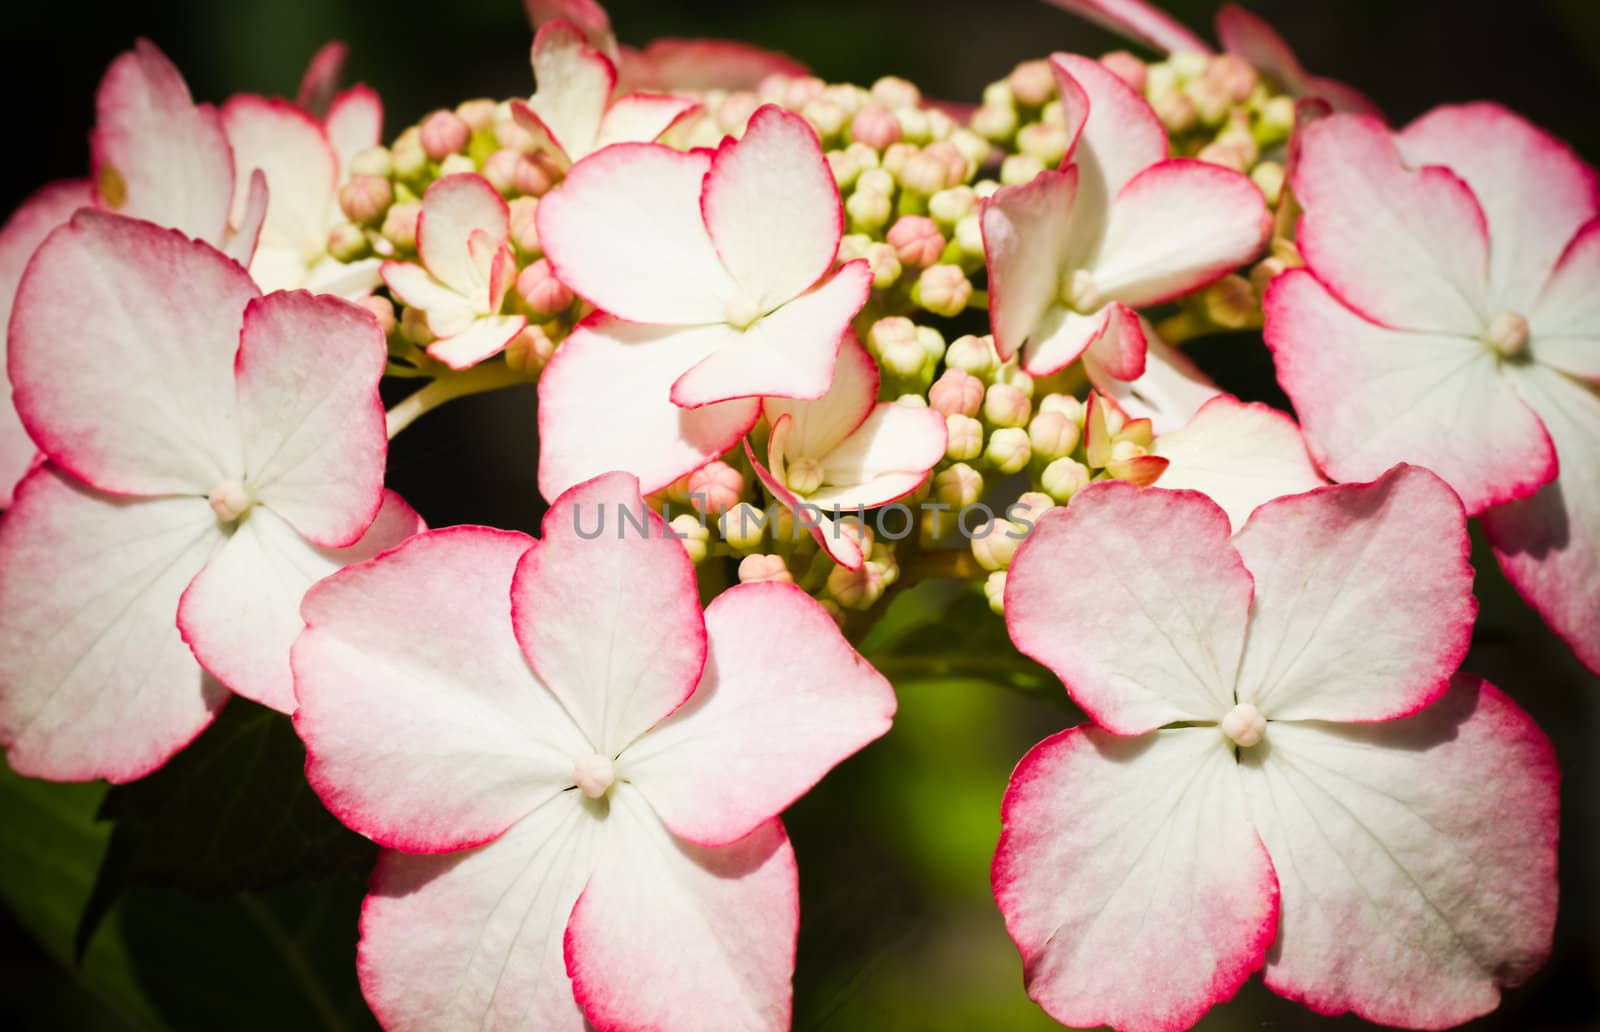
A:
[385,362,534,440]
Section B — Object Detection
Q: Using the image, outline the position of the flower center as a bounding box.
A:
[1220,702,1267,748]
[573,753,616,799]
[207,480,253,523]
[1483,310,1530,360]
[786,457,824,495]
[724,294,763,331]
[1059,268,1103,313]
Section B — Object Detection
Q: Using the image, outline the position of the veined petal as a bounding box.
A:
[178,492,420,713]
[701,105,842,314]
[0,178,91,506]
[221,95,338,255]
[10,211,256,495]
[1051,53,1168,206]
[1020,306,1104,378]
[325,85,383,177]
[1293,113,1490,335]
[1243,677,1558,1028]
[536,143,736,324]
[621,582,895,846]
[1151,395,1325,532]
[427,313,528,371]
[818,403,947,500]
[417,174,509,297]
[359,792,601,1032]
[980,165,1079,363]
[1530,216,1600,380]
[762,332,877,461]
[1487,362,1600,673]
[1398,102,1600,314]
[1085,329,1222,435]
[566,791,797,1032]
[1005,480,1251,733]
[1264,269,1556,514]
[512,472,706,756]
[235,291,387,547]
[0,467,225,782]
[993,725,1277,1032]
[1232,466,1475,722]
[527,20,616,161]
[90,40,234,246]
[536,316,760,500]
[1094,158,1270,308]
[595,93,700,151]
[294,527,589,852]
[669,261,869,407]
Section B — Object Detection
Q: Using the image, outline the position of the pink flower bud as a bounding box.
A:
[971,104,1019,143]
[933,463,983,507]
[984,570,1007,615]
[1017,122,1070,168]
[339,175,393,226]
[420,110,472,161]
[945,414,984,461]
[929,368,984,418]
[516,259,573,316]
[481,149,527,196]
[945,334,998,378]
[845,188,892,231]
[505,323,557,375]
[399,305,434,346]
[923,140,971,184]
[1152,90,1198,133]
[326,223,369,262]
[984,427,1032,474]
[381,201,421,252]
[851,103,902,150]
[1012,491,1054,524]
[348,146,392,178]
[914,264,973,318]
[1028,410,1080,460]
[456,98,499,133]
[783,76,827,110]
[1100,51,1148,94]
[1041,457,1091,501]
[391,129,428,181]
[1037,393,1085,423]
[870,76,921,110]
[717,92,761,134]
[878,331,928,379]
[508,197,541,254]
[668,514,710,564]
[984,383,1031,428]
[1204,53,1258,105]
[738,553,793,584]
[1009,60,1056,107]
[868,316,918,359]
[827,559,888,610]
[358,295,396,337]
[862,242,903,288]
[688,461,746,517]
[971,519,1025,572]
[900,152,948,196]
[887,216,946,268]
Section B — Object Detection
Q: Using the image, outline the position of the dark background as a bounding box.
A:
[2,1,1598,1029]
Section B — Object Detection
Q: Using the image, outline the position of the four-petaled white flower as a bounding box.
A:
[998,466,1557,1032]
[0,211,417,782]
[980,52,1270,378]
[381,173,528,370]
[293,471,896,1031]
[1265,106,1600,673]
[746,334,947,568]
[535,104,873,499]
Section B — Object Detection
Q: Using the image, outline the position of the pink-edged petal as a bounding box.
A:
[179,491,420,713]
[221,96,338,254]
[1531,216,1600,379]
[536,316,760,500]
[1293,113,1490,335]
[762,332,877,460]
[527,20,616,162]
[1051,53,1168,203]
[416,174,509,297]
[746,441,866,570]
[621,581,895,846]
[566,792,797,1032]
[304,254,384,299]
[1151,395,1325,532]
[0,466,225,782]
[235,291,387,547]
[627,38,808,93]
[670,260,869,407]
[1264,269,1555,514]
[380,260,477,336]
[1093,158,1270,307]
[1232,465,1475,722]
[816,403,947,502]
[11,211,257,495]
[1020,305,1110,379]
[0,178,92,506]
[1487,362,1600,673]
[994,725,1277,1032]
[702,105,842,314]
[512,471,706,755]
[295,41,346,119]
[325,85,382,176]
[90,40,234,246]
[426,313,528,370]
[523,0,620,62]
[1243,677,1558,1027]
[1083,302,1147,380]
[594,92,700,150]
[1005,480,1251,733]
[294,527,590,852]
[537,143,736,324]
[1214,4,1382,116]
[1085,330,1222,435]
[980,165,1079,364]
[1040,0,1214,56]
[1399,102,1600,314]
[223,168,269,268]
[359,792,601,1032]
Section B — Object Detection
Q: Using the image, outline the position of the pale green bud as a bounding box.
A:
[985,427,1032,474]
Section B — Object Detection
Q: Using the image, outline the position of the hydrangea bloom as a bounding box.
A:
[999,466,1558,1031]
[293,471,895,1030]
[980,52,1270,377]
[1265,107,1600,671]
[0,212,416,781]
[535,104,872,497]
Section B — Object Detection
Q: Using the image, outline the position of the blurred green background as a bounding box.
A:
[3,1,1599,1029]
